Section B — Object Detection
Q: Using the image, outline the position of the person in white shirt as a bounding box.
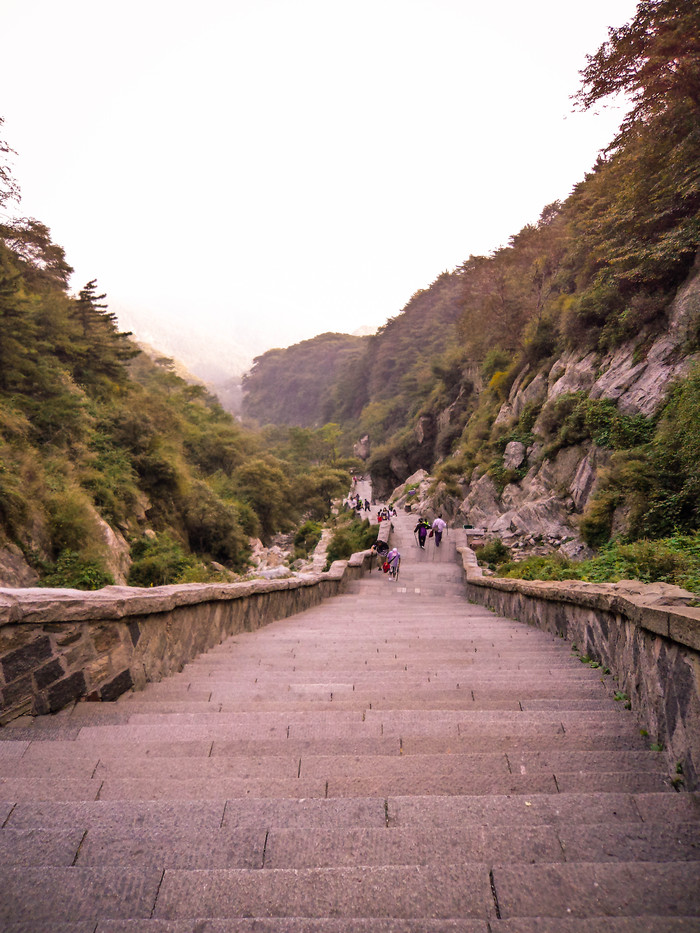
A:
[431,515,447,548]
[386,547,401,579]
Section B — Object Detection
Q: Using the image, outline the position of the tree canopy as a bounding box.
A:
[575,0,700,143]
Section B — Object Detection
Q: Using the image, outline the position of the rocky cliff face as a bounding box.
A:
[398,260,700,558]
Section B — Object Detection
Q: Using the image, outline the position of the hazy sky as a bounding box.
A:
[2,0,638,380]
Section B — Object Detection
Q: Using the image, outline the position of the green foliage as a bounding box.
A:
[642,365,700,534]
[563,0,700,350]
[457,207,569,359]
[40,550,114,590]
[0,203,333,584]
[488,371,511,401]
[474,538,511,568]
[183,422,249,476]
[127,533,200,587]
[367,272,468,412]
[233,500,261,539]
[0,460,28,536]
[458,395,501,470]
[45,487,100,555]
[0,117,21,209]
[80,430,141,526]
[481,348,512,381]
[486,459,525,494]
[520,309,560,366]
[499,553,576,581]
[233,457,292,541]
[325,514,378,567]
[585,537,700,592]
[293,520,322,560]
[182,480,248,568]
[518,400,543,436]
[292,466,349,522]
[579,489,621,548]
[575,0,700,145]
[573,365,700,545]
[540,392,654,457]
[252,424,357,524]
[500,533,700,597]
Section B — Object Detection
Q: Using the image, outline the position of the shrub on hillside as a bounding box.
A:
[41,550,114,590]
[45,487,102,555]
[324,516,378,569]
[128,533,198,587]
[481,348,512,380]
[500,534,700,597]
[540,392,654,459]
[499,553,576,581]
[294,520,322,560]
[474,538,511,569]
[182,480,248,569]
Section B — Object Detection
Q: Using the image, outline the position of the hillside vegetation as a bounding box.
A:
[243,0,700,560]
[0,170,356,587]
[2,0,699,590]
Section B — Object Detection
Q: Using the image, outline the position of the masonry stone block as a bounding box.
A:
[638,608,671,638]
[98,668,134,702]
[84,653,115,687]
[92,624,123,652]
[53,626,83,646]
[33,658,66,690]
[670,610,700,651]
[65,641,97,670]
[43,671,87,713]
[2,635,53,683]
[1,673,34,710]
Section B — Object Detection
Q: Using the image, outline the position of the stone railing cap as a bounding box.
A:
[0,556,363,625]
[457,547,699,652]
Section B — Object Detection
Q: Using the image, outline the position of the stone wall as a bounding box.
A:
[0,553,371,724]
[457,547,700,791]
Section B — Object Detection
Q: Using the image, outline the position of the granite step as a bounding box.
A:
[95,921,490,932]
[150,864,494,920]
[3,918,697,933]
[1,515,698,927]
[490,861,700,919]
[4,861,689,923]
[19,817,698,872]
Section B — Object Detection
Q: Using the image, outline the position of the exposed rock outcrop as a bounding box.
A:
[402,258,700,557]
[96,516,131,585]
[0,543,39,588]
[353,434,370,460]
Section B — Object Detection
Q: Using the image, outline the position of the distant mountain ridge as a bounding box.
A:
[242,332,368,426]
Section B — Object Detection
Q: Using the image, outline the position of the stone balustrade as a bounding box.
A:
[457,546,700,791]
[0,553,371,724]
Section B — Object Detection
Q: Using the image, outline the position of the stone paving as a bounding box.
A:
[0,497,699,931]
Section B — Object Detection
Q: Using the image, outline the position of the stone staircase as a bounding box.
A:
[0,509,699,931]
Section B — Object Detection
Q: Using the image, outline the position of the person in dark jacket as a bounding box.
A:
[414,517,430,549]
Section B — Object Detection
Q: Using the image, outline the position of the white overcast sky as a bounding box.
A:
[2,0,638,380]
